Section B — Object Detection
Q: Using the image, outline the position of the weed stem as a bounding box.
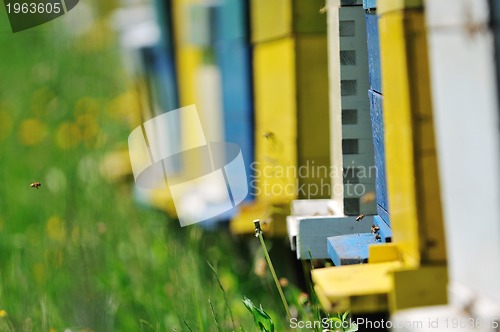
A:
[254,219,291,320]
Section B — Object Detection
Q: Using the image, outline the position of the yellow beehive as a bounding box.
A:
[231,1,330,235]
[378,0,446,266]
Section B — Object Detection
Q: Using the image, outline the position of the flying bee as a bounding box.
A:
[355,213,365,222]
[30,182,42,189]
[375,234,381,241]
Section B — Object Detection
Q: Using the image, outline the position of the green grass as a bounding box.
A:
[0,2,327,331]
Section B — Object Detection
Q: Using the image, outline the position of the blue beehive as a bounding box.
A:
[214,0,254,201]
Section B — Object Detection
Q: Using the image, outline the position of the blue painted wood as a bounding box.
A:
[374,215,392,243]
[150,0,179,110]
[327,233,375,266]
[216,39,254,200]
[366,12,382,93]
[369,90,389,221]
[363,0,377,9]
[214,0,247,41]
[377,204,390,226]
[216,40,252,112]
[142,46,179,113]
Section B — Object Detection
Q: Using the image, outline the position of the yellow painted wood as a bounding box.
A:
[378,0,423,14]
[172,0,206,151]
[369,243,401,263]
[254,38,298,204]
[251,0,291,43]
[389,265,448,312]
[314,284,388,313]
[379,8,446,266]
[253,36,330,206]
[237,0,330,237]
[296,36,331,199]
[296,37,330,160]
[250,0,326,43]
[312,261,402,313]
[379,9,420,267]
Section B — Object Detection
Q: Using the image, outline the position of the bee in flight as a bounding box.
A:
[355,213,365,222]
[30,182,42,189]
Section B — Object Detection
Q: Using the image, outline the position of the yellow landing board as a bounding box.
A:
[312,261,402,313]
[389,265,448,312]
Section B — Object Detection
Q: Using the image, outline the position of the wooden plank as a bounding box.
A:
[214,0,247,41]
[329,3,377,215]
[369,243,400,263]
[390,266,448,312]
[377,204,390,225]
[366,12,382,93]
[291,199,341,216]
[369,90,389,214]
[312,261,402,313]
[253,37,297,203]
[250,0,326,43]
[426,0,500,307]
[216,39,254,200]
[296,36,330,158]
[327,0,344,210]
[215,40,252,113]
[254,35,330,203]
[297,215,373,259]
[327,233,375,266]
[363,0,377,9]
[293,0,328,33]
[379,7,446,266]
[379,9,419,265]
[295,36,331,199]
[378,0,422,13]
[287,199,340,252]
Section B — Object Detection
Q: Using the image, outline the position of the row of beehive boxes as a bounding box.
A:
[123,0,500,319]
[135,0,379,232]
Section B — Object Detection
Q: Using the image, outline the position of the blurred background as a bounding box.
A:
[0,0,305,330]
